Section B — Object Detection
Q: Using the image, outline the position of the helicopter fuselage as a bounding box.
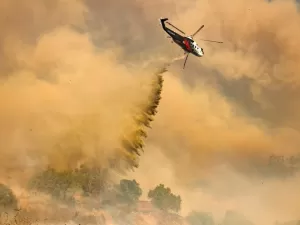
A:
[160,18,204,57]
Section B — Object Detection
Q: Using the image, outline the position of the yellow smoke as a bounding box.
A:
[122,0,300,223]
[0,0,164,178]
[2,0,300,224]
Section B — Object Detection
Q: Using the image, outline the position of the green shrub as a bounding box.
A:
[148,184,181,212]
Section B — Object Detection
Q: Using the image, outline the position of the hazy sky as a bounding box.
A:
[1,0,300,224]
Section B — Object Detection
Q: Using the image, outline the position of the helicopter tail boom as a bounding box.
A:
[159,18,168,28]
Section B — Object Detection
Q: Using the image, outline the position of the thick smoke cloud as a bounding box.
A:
[142,0,300,175]
[0,0,155,178]
[124,0,300,223]
[1,0,300,224]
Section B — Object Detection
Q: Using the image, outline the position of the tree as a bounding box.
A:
[148,184,181,212]
[75,166,109,196]
[186,211,215,225]
[115,179,142,206]
[0,183,18,211]
[28,167,77,202]
[28,165,110,202]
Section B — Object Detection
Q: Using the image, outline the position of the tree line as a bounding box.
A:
[0,176,299,225]
[1,156,300,225]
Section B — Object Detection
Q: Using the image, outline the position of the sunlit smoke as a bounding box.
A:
[1,0,300,224]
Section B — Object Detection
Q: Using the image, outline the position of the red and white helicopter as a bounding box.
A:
[159,18,223,69]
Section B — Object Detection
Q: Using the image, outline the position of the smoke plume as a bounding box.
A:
[2,0,300,224]
[0,0,164,178]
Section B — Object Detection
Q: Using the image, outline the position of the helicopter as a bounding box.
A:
[159,18,223,69]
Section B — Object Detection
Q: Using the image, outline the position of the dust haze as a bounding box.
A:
[1,0,300,224]
[0,0,155,176]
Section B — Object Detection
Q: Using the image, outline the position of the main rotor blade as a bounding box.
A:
[166,22,186,35]
[183,53,189,69]
[199,38,223,43]
[191,25,204,38]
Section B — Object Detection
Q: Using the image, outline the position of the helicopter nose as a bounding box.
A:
[197,48,204,56]
[200,48,204,56]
